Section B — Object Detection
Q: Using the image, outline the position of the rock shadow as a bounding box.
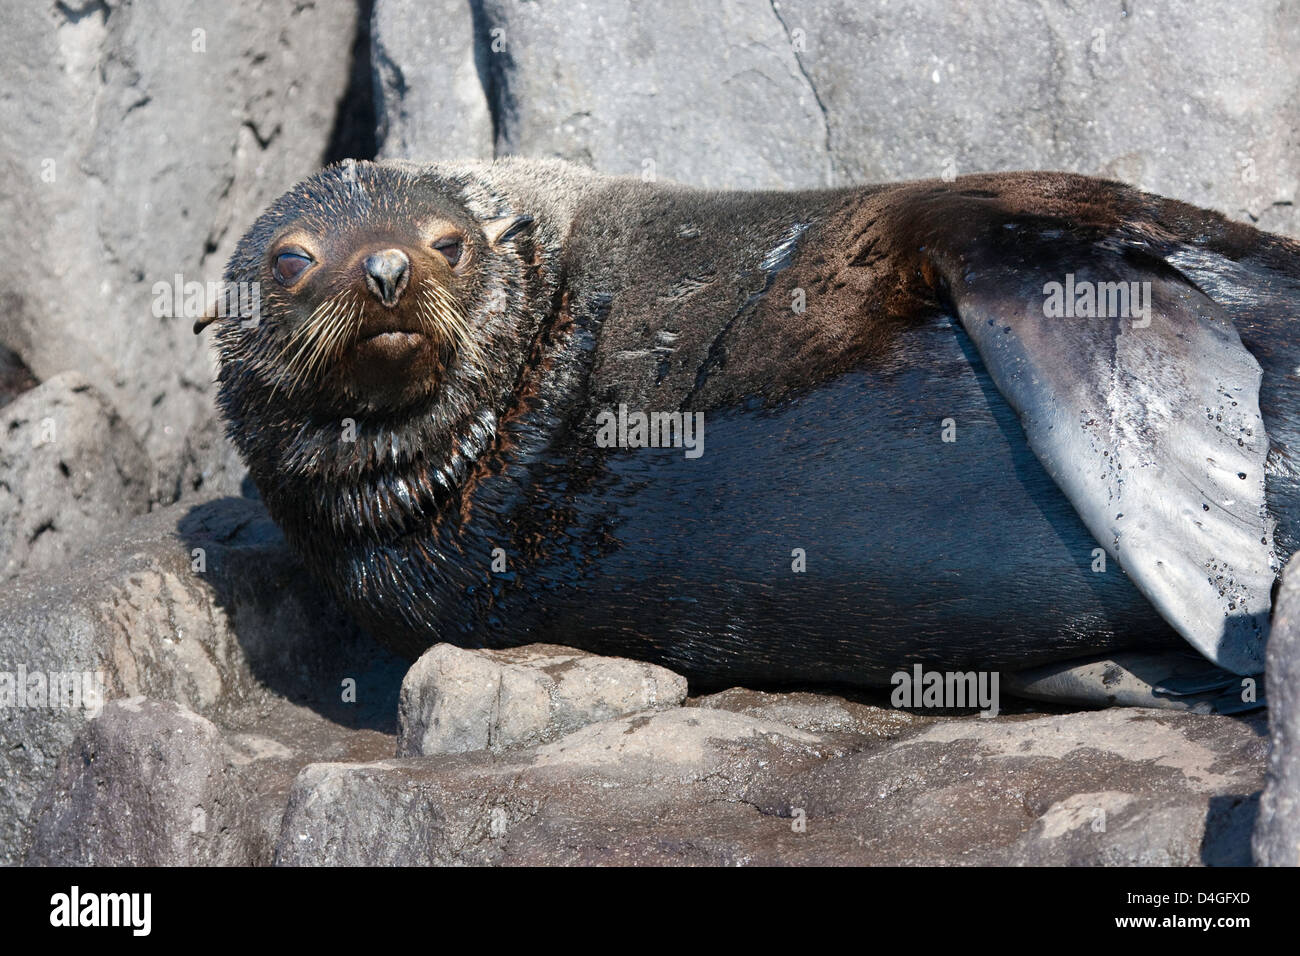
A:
[178,496,407,735]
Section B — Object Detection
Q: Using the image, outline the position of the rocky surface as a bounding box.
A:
[0,372,151,581]
[376,0,1300,238]
[1255,557,1300,865]
[26,698,256,866]
[371,0,491,161]
[0,497,1271,866]
[276,691,1269,866]
[0,495,405,866]
[0,0,366,502]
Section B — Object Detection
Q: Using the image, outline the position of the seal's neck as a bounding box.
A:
[258,281,600,561]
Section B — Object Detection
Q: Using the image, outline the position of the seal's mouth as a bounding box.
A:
[356,310,426,342]
[266,273,480,404]
[357,330,425,360]
[354,314,430,364]
[360,328,424,344]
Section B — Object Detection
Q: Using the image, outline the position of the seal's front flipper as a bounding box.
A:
[931,227,1275,675]
[1005,651,1264,713]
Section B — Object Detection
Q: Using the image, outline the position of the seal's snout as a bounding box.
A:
[363,248,411,307]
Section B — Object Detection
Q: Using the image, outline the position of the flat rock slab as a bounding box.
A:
[280,701,1266,866]
[691,686,932,740]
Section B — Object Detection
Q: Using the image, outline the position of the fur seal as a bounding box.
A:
[199,157,1300,706]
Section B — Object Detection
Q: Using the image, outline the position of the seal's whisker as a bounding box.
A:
[314,295,361,383]
[295,310,346,393]
[270,294,333,369]
[280,310,332,396]
[419,279,487,381]
[276,289,357,398]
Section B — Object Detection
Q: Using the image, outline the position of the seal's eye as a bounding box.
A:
[432,237,463,268]
[272,251,313,286]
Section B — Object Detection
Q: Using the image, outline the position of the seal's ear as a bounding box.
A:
[193,283,243,334]
[193,302,219,335]
[482,214,534,247]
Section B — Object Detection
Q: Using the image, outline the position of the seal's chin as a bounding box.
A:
[346,302,438,377]
[343,326,441,403]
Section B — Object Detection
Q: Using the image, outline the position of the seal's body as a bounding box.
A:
[205,159,1300,696]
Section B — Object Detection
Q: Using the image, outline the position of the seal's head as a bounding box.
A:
[200,160,543,514]
[204,160,534,412]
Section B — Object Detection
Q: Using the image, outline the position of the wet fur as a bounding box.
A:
[209,159,1300,687]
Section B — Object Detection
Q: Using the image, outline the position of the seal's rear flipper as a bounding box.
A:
[930,228,1275,675]
[1005,651,1264,713]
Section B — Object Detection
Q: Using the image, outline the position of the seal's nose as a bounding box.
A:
[363,249,410,307]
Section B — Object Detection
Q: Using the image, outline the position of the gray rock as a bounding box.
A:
[397,642,688,756]
[279,704,1264,865]
[0,495,406,865]
[0,371,150,581]
[380,0,832,188]
[25,698,256,866]
[777,2,1260,224]
[0,0,364,502]
[24,695,400,866]
[22,692,401,866]
[775,0,1299,237]
[1003,791,1259,866]
[277,707,832,865]
[218,700,400,864]
[935,711,1265,865]
[691,686,930,740]
[1254,556,1300,865]
[380,0,1299,239]
[372,0,492,161]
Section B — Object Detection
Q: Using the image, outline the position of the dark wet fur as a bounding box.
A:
[211,162,1300,688]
